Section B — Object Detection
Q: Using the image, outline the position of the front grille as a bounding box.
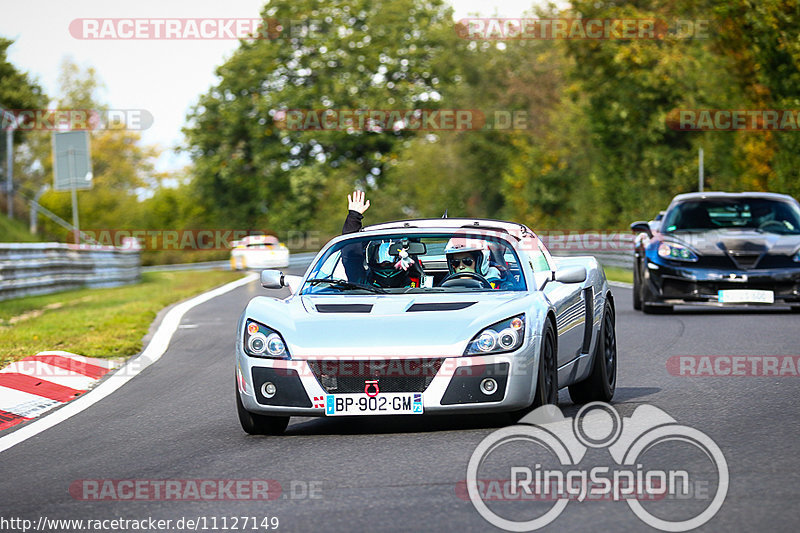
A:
[307,358,445,393]
[661,277,800,299]
[727,252,762,270]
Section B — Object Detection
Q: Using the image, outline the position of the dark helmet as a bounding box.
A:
[366,241,422,288]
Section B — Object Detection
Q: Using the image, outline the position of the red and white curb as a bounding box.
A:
[0,272,258,453]
[0,351,123,431]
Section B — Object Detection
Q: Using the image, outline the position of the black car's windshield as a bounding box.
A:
[301,232,528,294]
[662,198,800,235]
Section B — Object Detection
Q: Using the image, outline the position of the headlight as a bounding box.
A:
[465,315,525,355]
[658,241,698,262]
[243,319,290,359]
[794,248,800,262]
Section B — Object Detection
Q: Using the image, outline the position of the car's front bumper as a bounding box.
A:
[235,340,542,416]
[644,257,800,306]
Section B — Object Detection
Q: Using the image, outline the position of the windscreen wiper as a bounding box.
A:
[305,278,386,294]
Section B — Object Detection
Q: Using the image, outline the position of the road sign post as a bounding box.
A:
[52,132,92,244]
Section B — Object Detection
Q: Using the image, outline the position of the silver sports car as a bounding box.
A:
[235,219,617,435]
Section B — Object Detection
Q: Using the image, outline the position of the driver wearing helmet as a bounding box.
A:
[444,237,503,288]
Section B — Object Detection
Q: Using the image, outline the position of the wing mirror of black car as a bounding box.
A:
[553,266,587,284]
[630,221,653,238]
[261,269,286,289]
[389,241,427,255]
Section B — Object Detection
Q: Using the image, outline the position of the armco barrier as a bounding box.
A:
[555,250,634,270]
[0,243,140,301]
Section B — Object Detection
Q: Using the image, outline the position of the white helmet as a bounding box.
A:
[444,237,491,276]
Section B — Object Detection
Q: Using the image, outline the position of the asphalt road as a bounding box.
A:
[1,269,799,532]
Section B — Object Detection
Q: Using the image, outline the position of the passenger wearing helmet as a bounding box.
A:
[365,240,424,288]
[443,237,503,288]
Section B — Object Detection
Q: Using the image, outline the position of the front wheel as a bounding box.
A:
[641,272,672,314]
[533,320,558,407]
[236,383,289,435]
[632,258,642,311]
[568,301,617,403]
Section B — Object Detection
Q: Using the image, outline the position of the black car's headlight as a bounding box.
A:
[465,315,525,355]
[794,248,800,262]
[243,319,290,359]
[658,241,699,262]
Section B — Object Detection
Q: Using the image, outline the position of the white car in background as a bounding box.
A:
[230,235,290,270]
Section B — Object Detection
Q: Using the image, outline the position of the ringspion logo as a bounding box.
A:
[465,403,728,531]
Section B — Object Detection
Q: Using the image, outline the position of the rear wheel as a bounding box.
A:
[569,301,617,404]
[236,383,289,435]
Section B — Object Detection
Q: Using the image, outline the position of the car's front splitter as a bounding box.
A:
[236,344,541,416]
[644,258,800,306]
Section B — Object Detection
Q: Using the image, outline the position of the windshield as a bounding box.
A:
[662,198,800,234]
[301,232,528,294]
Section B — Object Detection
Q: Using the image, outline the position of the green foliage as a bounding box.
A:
[185,0,467,233]
[0,37,48,145]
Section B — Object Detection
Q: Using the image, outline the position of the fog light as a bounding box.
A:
[480,378,497,395]
[261,381,277,398]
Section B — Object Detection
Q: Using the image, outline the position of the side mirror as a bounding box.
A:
[260,270,286,289]
[630,221,653,238]
[261,270,302,294]
[553,266,587,284]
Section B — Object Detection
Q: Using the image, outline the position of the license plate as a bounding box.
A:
[325,393,423,416]
[718,289,774,304]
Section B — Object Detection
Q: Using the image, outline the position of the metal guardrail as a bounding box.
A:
[554,250,634,270]
[0,243,140,301]
[140,252,319,273]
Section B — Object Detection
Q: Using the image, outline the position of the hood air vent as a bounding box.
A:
[407,302,476,312]
[315,304,373,313]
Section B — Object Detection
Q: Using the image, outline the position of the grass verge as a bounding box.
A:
[602,266,633,284]
[0,270,245,367]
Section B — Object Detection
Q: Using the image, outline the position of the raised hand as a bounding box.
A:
[347,190,370,214]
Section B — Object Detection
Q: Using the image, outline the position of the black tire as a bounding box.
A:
[632,258,642,311]
[791,306,800,313]
[236,383,289,435]
[533,320,558,407]
[568,301,617,404]
[641,272,673,314]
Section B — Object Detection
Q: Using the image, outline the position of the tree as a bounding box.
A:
[185,0,465,233]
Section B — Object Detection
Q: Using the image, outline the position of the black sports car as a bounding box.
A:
[630,192,800,312]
